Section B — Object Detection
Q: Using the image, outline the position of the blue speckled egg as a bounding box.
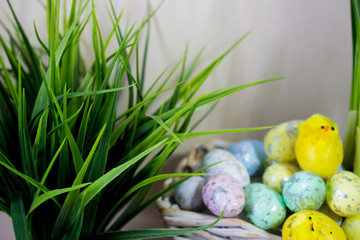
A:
[244,183,286,230]
[264,120,303,162]
[283,171,326,212]
[336,164,346,173]
[227,139,267,177]
[174,176,206,211]
[201,149,250,186]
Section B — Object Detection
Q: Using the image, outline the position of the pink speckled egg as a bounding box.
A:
[202,174,245,217]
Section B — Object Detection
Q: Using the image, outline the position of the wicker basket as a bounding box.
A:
[156,140,282,240]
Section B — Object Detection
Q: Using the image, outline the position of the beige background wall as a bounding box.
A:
[0,0,352,238]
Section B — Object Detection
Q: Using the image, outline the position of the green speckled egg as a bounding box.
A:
[283,171,326,212]
[264,120,303,162]
[244,183,286,230]
[263,163,299,194]
[342,214,360,240]
[326,171,360,217]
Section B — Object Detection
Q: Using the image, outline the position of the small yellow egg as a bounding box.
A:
[264,157,298,169]
[342,214,360,240]
[282,210,346,240]
[264,120,302,162]
[262,163,299,194]
[326,171,360,217]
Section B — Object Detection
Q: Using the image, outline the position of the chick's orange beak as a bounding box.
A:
[324,125,329,132]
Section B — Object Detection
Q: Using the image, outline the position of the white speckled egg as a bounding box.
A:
[262,163,299,194]
[244,183,286,229]
[227,139,267,177]
[174,176,206,211]
[202,174,245,217]
[283,171,326,212]
[264,120,303,162]
[201,149,250,186]
[342,214,360,240]
[326,171,360,217]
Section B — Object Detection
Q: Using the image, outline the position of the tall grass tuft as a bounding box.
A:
[0,0,279,239]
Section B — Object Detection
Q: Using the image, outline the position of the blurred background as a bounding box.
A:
[0,0,352,239]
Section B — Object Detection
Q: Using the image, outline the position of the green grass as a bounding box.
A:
[344,0,360,176]
[0,0,280,239]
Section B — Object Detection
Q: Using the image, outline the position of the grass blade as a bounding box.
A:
[11,192,30,240]
[80,139,167,206]
[29,183,90,214]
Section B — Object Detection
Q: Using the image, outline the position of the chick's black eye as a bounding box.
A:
[331,127,335,131]
[321,126,325,129]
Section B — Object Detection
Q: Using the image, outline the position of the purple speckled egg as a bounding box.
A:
[202,174,245,217]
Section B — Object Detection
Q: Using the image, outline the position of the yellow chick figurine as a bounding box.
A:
[295,114,343,178]
[282,210,346,240]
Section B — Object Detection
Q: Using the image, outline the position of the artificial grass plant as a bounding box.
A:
[344,0,360,176]
[0,0,280,239]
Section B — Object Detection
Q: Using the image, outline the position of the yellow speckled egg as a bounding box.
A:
[264,157,298,169]
[317,201,343,226]
[262,163,299,194]
[264,120,303,162]
[342,214,360,240]
[326,171,360,217]
[282,210,346,240]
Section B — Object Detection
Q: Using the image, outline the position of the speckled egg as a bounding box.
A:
[282,210,346,240]
[283,171,326,212]
[244,183,286,229]
[174,176,206,211]
[262,163,299,194]
[264,157,298,169]
[342,214,360,240]
[201,149,250,186]
[202,174,245,217]
[317,201,343,226]
[326,171,360,217]
[227,139,267,177]
[264,120,303,162]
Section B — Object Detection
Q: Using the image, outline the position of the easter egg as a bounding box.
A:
[342,214,360,240]
[326,171,360,217]
[283,171,326,212]
[262,163,299,194]
[202,174,245,217]
[264,120,303,162]
[336,164,346,172]
[282,210,346,240]
[244,183,286,229]
[174,176,206,211]
[264,157,298,169]
[200,149,250,186]
[227,139,267,177]
[317,201,343,226]
[264,157,278,169]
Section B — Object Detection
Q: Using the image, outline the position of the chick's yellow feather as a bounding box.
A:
[295,114,343,178]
